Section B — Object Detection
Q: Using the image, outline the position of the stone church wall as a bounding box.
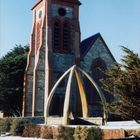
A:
[34,41,46,116]
[24,47,35,116]
[51,53,77,114]
[81,37,114,74]
[80,37,115,116]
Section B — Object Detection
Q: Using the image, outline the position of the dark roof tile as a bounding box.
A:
[80,33,100,57]
[80,33,116,62]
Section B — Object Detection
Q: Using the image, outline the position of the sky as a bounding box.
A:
[0,0,140,62]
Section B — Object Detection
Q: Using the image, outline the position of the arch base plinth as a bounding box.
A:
[46,117,103,125]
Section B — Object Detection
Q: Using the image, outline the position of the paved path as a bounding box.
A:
[101,121,140,129]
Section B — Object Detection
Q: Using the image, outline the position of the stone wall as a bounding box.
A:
[24,49,35,116]
[81,37,114,74]
[34,47,46,116]
[80,37,115,117]
[50,53,77,115]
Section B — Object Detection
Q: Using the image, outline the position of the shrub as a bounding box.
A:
[0,118,12,134]
[87,127,103,140]
[40,126,53,139]
[22,124,33,137]
[55,125,66,140]
[73,126,81,140]
[80,127,89,140]
[10,118,28,136]
[65,127,74,140]
[22,124,41,138]
[126,129,140,137]
[55,126,74,140]
[73,126,103,140]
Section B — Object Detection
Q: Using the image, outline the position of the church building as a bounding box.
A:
[22,0,115,119]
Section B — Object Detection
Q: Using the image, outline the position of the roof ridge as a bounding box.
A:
[81,32,100,43]
[80,33,101,58]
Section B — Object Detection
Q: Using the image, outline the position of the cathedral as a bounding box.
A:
[22,0,115,119]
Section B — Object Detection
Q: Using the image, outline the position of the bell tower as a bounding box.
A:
[22,0,81,117]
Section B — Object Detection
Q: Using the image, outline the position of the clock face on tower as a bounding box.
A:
[52,4,73,19]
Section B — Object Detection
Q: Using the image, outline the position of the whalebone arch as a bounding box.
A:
[45,65,108,125]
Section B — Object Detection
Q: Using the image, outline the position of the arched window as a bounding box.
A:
[91,57,106,81]
[53,19,71,52]
[53,20,61,50]
[62,21,70,51]
[91,57,113,103]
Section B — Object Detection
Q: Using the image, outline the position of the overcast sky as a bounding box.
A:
[0,0,140,62]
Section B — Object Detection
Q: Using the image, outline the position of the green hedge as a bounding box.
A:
[55,125,74,140]
[40,126,53,139]
[0,118,28,136]
[22,124,41,138]
[74,126,103,140]
[126,129,140,137]
[0,118,103,139]
[0,118,12,134]
[22,125,103,140]
[10,118,28,136]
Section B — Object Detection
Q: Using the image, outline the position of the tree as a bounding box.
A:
[0,45,29,116]
[102,46,140,123]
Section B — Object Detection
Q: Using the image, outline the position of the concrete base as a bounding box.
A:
[46,117,103,125]
[47,117,63,125]
[82,117,103,125]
